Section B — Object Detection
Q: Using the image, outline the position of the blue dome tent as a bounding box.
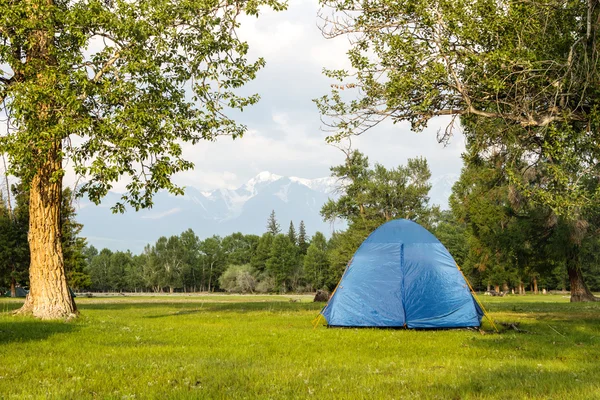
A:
[321,219,483,329]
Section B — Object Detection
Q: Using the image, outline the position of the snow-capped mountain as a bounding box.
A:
[429,174,459,210]
[76,171,456,253]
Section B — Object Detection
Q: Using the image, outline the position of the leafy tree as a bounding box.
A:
[153,236,187,293]
[431,211,468,270]
[266,210,281,235]
[303,232,329,291]
[0,0,285,318]
[88,248,113,292]
[221,233,259,266]
[298,220,309,255]
[179,229,201,292]
[199,236,225,292]
[317,0,599,211]
[317,0,600,301]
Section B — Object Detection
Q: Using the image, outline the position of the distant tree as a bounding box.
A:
[219,265,256,293]
[199,236,225,292]
[298,221,309,255]
[251,233,274,274]
[222,233,259,266]
[431,211,468,269]
[303,232,329,291]
[108,251,133,292]
[266,234,298,292]
[0,191,28,296]
[61,188,91,291]
[322,150,436,283]
[179,229,201,292]
[266,210,281,235]
[287,221,297,245]
[88,248,113,292]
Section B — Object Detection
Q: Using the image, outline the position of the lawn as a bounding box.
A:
[1,294,599,399]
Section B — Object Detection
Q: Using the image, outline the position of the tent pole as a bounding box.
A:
[456,264,499,333]
[312,257,354,329]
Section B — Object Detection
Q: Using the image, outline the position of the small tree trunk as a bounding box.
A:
[10,275,16,298]
[494,284,500,293]
[16,154,77,319]
[567,246,597,302]
[533,276,539,295]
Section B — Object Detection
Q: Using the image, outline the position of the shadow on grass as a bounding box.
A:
[432,364,599,398]
[0,318,78,345]
[76,300,323,315]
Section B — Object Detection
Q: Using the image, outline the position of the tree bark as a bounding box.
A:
[567,246,598,302]
[533,276,539,295]
[10,274,16,298]
[16,153,77,319]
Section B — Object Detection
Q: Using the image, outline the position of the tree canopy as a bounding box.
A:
[316,0,600,215]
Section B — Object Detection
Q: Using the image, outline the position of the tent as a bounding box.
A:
[321,219,483,329]
[3,287,29,298]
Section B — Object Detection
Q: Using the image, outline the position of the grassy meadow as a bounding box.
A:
[1,294,599,399]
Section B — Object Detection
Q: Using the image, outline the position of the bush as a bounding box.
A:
[255,276,275,293]
[219,265,256,293]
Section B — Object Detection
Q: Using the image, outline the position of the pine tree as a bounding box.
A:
[298,221,309,255]
[266,234,297,292]
[303,232,329,291]
[61,188,91,291]
[266,210,281,235]
[251,233,274,273]
[287,221,297,245]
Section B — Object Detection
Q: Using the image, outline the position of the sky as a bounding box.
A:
[127,0,467,192]
[2,0,468,196]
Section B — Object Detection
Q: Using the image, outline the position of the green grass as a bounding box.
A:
[1,294,599,399]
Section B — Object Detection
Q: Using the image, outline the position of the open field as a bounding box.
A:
[1,294,599,399]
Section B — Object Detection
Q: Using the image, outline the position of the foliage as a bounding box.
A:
[266,234,299,292]
[61,188,90,290]
[322,150,436,288]
[287,221,297,245]
[297,220,309,255]
[303,232,329,291]
[0,0,286,210]
[266,210,281,235]
[317,0,600,215]
[218,264,257,293]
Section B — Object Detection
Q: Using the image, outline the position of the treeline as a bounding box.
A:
[84,215,332,293]
[82,216,329,293]
[3,150,600,296]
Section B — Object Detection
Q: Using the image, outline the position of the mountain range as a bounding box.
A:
[76,171,458,253]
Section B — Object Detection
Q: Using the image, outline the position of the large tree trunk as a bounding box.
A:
[567,246,598,302]
[16,155,77,319]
